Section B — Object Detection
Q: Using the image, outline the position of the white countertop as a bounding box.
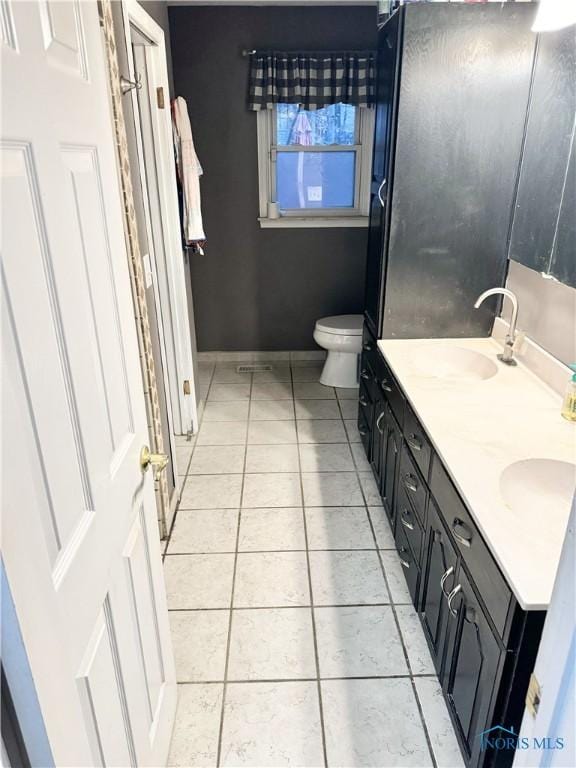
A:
[378,336,576,610]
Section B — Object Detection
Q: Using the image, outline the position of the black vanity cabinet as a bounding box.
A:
[358,335,545,768]
[442,566,506,768]
[364,3,536,340]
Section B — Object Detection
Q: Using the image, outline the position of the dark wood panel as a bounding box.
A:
[381,405,401,529]
[443,566,505,766]
[364,12,402,335]
[404,403,432,481]
[396,480,425,562]
[420,499,459,676]
[399,443,427,527]
[379,356,405,427]
[509,26,576,280]
[383,3,535,338]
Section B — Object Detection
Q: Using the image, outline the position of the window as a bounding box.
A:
[257,103,374,228]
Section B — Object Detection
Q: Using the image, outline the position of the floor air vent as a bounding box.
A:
[236,364,274,373]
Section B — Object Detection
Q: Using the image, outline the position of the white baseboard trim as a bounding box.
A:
[197,350,327,363]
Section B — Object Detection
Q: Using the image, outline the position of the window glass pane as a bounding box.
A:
[276,103,357,146]
[276,151,356,209]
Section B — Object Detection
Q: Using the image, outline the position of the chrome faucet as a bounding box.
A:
[474,288,519,366]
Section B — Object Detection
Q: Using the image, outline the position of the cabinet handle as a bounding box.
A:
[452,518,472,548]
[399,550,410,569]
[400,509,414,531]
[361,369,371,380]
[402,473,418,493]
[440,565,455,598]
[358,426,368,436]
[407,433,423,452]
[359,395,369,407]
[363,342,372,352]
[377,178,387,207]
[447,584,462,617]
[376,411,386,433]
[380,379,393,393]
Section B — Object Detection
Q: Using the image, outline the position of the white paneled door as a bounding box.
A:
[1,1,176,765]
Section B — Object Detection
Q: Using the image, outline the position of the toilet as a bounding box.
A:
[313,314,364,388]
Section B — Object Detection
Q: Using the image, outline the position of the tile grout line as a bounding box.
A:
[294,369,330,768]
[165,546,398,556]
[337,392,439,768]
[177,672,439,685]
[166,601,412,612]
[215,368,252,767]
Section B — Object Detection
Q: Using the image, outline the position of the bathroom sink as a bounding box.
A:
[411,345,498,382]
[500,459,576,517]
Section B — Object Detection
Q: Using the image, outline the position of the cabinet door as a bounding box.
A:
[442,567,504,765]
[420,499,459,676]
[380,406,401,529]
[364,12,401,334]
[358,381,374,459]
[371,391,386,487]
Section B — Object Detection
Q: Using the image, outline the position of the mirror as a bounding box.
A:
[508,26,575,289]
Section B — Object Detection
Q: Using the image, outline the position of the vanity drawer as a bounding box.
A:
[398,444,427,528]
[378,354,405,427]
[395,520,420,608]
[430,456,512,638]
[361,326,379,399]
[362,324,377,365]
[404,404,432,481]
[396,481,424,562]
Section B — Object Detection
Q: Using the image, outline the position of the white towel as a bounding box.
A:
[172,96,206,244]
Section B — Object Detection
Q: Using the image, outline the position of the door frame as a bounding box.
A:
[120,0,198,446]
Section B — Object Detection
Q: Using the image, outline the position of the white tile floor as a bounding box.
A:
[165,361,464,768]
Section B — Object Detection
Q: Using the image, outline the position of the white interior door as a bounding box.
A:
[1,1,176,765]
[122,0,199,440]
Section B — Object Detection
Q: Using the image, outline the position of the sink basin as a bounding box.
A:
[500,459,576,517]
[411,345,498,382]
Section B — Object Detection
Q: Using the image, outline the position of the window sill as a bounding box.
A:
[259,216,369,229]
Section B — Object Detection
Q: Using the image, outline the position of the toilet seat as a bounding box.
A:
[315,314,363,336]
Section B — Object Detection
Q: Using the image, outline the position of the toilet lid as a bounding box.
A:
[315,314,364,336]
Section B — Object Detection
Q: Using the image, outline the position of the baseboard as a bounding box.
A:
[197,350,327,363]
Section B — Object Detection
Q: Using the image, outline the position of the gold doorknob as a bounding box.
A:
[140,445,169,473]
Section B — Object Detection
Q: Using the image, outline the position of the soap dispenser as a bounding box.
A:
[561,364,576,422]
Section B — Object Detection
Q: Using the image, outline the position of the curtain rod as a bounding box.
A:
[241,48,375,57]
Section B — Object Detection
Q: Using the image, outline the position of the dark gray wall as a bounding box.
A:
[168,5,376,351]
